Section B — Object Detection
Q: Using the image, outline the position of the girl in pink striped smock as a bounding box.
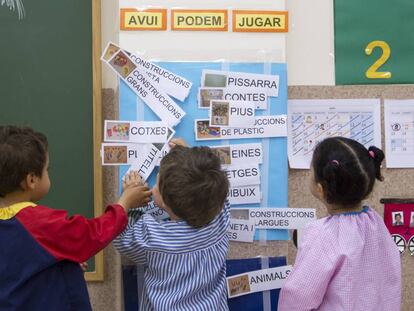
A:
[278,137,401,311]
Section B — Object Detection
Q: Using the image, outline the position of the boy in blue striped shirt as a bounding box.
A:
[113,139,230,310]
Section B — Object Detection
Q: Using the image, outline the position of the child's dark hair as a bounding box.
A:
[312,137,384,206]
[159,145,229,228]
[0,126,48,197]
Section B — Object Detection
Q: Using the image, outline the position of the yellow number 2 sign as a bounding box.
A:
[365,40,392,79]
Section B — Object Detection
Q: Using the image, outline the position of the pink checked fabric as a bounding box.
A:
[278,207,401,311]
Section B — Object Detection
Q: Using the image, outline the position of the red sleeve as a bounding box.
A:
[16,204,128,262]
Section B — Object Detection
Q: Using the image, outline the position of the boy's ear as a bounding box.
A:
[20,173,37,191]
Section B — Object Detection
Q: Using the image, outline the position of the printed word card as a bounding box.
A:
[288,99,381,169]
[228,185,262,205]
[231,207,316,230]
[123,144,161,181]
[195,115,287,141]
[211,143,263,166]
[384,100,414,168]
[103,49,185,127]
[198,87,268,110]
[102,42,192,101]
[202,69,279,97]
[228,218,256,243]
[224,164,261,187]
[209,100,255,128]
[101,143,157,166]
[104,120,168,143]
[227,265,292,298]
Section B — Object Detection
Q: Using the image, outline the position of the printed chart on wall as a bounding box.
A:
[288,99,381,169]
[384,100,414,168]
[115,59,289,241]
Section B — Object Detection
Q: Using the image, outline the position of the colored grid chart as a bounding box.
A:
[288,99,381,169]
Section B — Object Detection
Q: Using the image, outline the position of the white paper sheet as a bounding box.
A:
[228,185,261,205]
[211,143,263,166]
[384,99,414,168]
[102,42,192,101]
[198,87,268,110]
[288,99,382,169]
[227,218,255,243]
[101,143,158,166]
[231,207,316,230]
[105,49,185,127]
[123,144,160,181]
[195,115,287,141]
[202,69,279,97]
[227,265,292,298]
[104,120,168,143]
[224,164,261,187]
[209,100,255,128]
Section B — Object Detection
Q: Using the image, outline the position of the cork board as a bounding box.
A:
[287,85,414,311]
[95,85,414,310]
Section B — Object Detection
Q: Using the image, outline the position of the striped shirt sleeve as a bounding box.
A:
[278,223,338,311]
[112,211,149,264]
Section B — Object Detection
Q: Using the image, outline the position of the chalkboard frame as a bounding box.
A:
[85,0,103,282]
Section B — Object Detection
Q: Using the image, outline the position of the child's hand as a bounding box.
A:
[123,171,143,190]
[117,171,152,211]
[80,262,88,272]
[169,138,188,148]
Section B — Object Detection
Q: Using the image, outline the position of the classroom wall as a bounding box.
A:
[90,85,414,311]
[92,2,413,310]
[288,85,414,311]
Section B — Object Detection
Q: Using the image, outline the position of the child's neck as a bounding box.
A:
[326,202,364,215]
[0,192,33,208]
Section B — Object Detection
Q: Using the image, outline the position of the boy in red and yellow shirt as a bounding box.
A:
[0,126,151,310]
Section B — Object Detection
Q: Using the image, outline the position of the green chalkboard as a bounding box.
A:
[334,0,414,84]
[0,0,103,280]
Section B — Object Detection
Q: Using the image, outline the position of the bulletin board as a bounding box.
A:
[0,0,104,281]
[118,61,289,241]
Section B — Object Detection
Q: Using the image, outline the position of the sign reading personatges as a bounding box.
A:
[232,10,288,33]
[224,164,261,187]
[104,120,168,143]
[195,115,287,141]
[227,265,292,298]
[102,42,192,101]
[120,8,167,31]
[103,49,186,127]
[231,207,317,229]
[227,218,255,243]
[202,69,279,97]
[171,9,228,31]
